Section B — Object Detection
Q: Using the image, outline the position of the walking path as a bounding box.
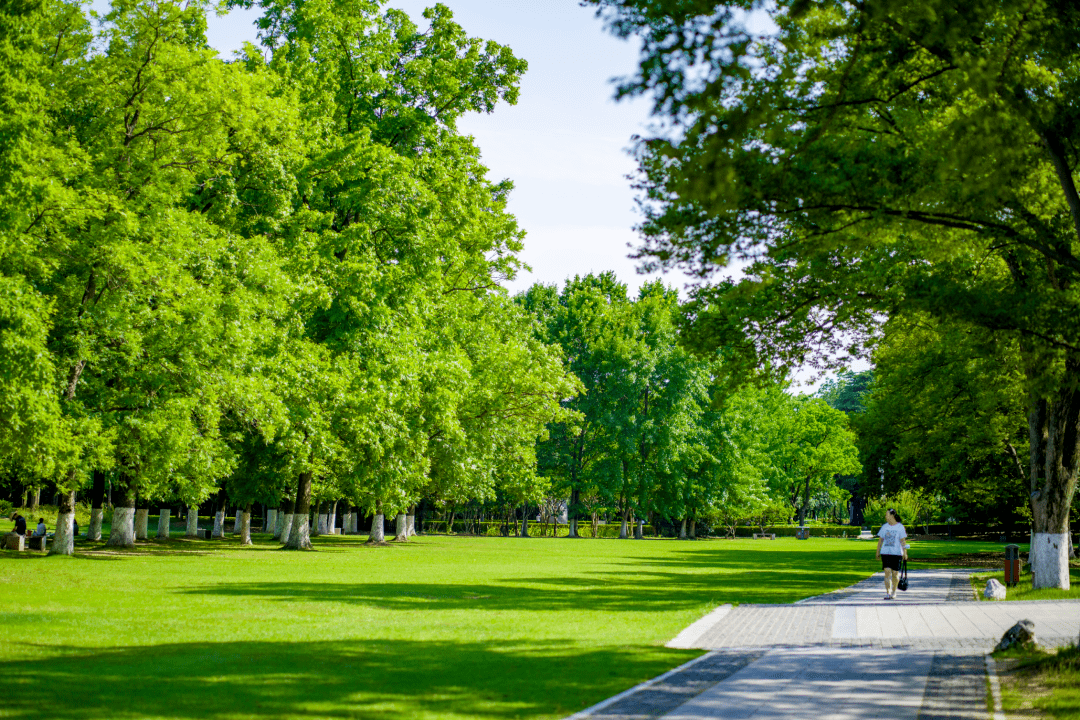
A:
[568,569,1079,720]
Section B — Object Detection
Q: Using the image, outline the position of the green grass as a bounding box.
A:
[971,569,1080,601]
[998,644,1080,719]
[0,534,1004,720]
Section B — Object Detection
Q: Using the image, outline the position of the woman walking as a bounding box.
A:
[876,508,907,599]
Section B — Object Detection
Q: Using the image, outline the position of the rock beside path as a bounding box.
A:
[995,619,1038,652]
[985,578,1007,601]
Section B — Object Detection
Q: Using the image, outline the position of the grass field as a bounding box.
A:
[0,533,1006,720]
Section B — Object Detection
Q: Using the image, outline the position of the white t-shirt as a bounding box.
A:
[878,523,907,555]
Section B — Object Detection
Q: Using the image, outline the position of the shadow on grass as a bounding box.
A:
[0,638,688,720]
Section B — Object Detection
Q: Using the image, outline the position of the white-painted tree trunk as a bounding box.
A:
[394,513,407,541]
[369,513,385,543]
[406,513,415,537]
[50,512,75,555]
[186,507,199,537]
[1032,532,1071,590]
[266,509,277,536]
[135,509,149,540]
[678,518,687,539]
[232,511,242,534]
[619,519,628,539]
[157,508,171,539]
[316,514,327,535]
[88,508,104,541]
[212,510,225,538]
[327,501,337,534]
[240,511,252,546]
[279,514,294,543]
[106,507,136,547]
[285,513,311,549]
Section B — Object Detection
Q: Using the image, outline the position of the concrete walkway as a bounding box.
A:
[568,569,1079,720]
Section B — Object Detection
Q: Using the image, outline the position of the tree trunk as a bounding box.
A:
[1028,364,1080,590]
[519,504,530,537]
[87,470,105,541]
[134,507,149,541]
[157,508,171,539]
[29,487,40,513]
[266,508,277,537]
[313,500,325,536]
[240,504,252,546]
[368,501,385,543]
[284,472,313,550]
[406,505,416,537]
[619,508,629,539]
[49,488,77,556]
[106,477,136,548]
[88,507,103,542]
[232,508,242,534]
[277,496,294,541]
[679,518,687,539]
[212,509,225,539]
[394,513,408,541]
[327,500,337,534]
[689,518,697,539]
[186,506,199,537]
[634,517,644,540]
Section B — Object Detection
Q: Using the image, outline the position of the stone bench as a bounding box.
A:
[27,536,47,551]
[752,533,776,540]
[3,534,25,551]
[859,530,874,539]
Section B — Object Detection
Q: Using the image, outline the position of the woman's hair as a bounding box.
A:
[38,518,44,523]
[887,508,903,523]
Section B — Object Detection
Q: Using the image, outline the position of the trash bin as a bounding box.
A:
[1004,544,1020,587]
[796,528,810,540]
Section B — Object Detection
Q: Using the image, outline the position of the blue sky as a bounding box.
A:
[195,0,690,296]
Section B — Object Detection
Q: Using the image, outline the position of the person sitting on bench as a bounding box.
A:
[32,518,47,538]
[10,513,27,536]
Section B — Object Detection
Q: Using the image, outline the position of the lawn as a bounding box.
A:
[0,533,1003,720]
[998,644,1080,720]
[972,569,1080,602]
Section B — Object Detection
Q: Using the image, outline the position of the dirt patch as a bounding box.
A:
[914,551,1025,567]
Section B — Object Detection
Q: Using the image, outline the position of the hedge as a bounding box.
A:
[421,520,655,538]
[731,525,853,538]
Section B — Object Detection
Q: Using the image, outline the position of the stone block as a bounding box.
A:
[3,533,25,551]
[995,619,1037,652]
[984,578,1007,601]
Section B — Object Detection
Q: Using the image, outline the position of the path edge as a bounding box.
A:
[666,604,732,649]
[562,650,718,720]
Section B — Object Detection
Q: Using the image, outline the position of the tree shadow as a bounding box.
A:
[0,638,689,720]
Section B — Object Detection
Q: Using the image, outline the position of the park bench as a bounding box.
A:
[752,533,776,540]
[27,535,47,551]
[3,533,25,551]
[859,529,874,540]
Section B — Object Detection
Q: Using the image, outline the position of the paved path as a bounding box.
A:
[568,569,1079,720]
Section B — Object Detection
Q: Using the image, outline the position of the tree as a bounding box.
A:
[590,0,1080,587]
[856,314,1030,528]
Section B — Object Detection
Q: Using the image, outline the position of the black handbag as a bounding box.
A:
[897,559,909,591]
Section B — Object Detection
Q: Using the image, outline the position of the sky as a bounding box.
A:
[195,0,687,296]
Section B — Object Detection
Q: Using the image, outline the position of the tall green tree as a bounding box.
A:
[590,0,1080,587]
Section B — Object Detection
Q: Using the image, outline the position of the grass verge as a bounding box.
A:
[997,644,1080,719]
[971,569,1080,601]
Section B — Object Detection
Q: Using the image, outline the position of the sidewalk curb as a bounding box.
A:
[562,651,718,720]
